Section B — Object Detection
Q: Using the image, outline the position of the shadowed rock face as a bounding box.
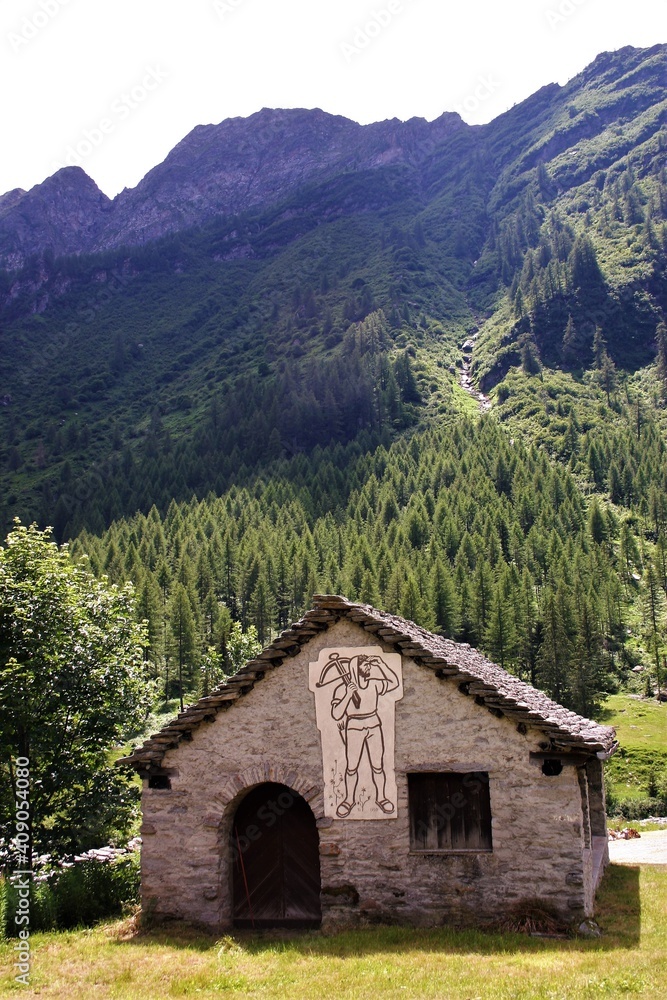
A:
[0,44,664,271]
[95,109,466,253]
[0,167,112,271]
[0,107,466,270]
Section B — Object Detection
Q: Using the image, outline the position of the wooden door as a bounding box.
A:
[231,783,321,928]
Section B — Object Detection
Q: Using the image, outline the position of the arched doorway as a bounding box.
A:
[231,782,321,928]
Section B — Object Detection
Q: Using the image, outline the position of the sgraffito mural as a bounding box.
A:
[309,647,404,820]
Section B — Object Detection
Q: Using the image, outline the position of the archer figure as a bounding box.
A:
[319,653,400,817]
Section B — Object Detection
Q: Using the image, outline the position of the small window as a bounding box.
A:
[408,772,492,852]
[148,774,172,790]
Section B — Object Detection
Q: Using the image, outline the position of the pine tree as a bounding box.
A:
[169,583,197,711]
[656,320,667,400]
[562,314,578,363]
[249,571,276,645]
[484,578,518,671]
[430,560,460,638]
[518,569,540,685]
[537,587,573,706]
[401,571,426,625]
[588,498,608,546]
[136,573,163,675]
[642,560,665,696]
[472,559,494,642]
[598,350,617,406]
[570,592,605,718]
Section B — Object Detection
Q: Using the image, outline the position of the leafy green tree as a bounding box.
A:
[224,619,261,675]
[0,521,149,861]
[200,645,224,697]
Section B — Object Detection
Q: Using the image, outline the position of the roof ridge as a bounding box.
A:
[117,596,617,771]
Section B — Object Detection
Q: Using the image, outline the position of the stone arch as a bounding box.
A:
[212,764,324,927]
[227,782,322,927]
[214,762,325,819]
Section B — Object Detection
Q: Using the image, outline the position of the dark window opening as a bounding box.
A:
[408,772,492,852]
[542,759,563,777]
[148,774,172,789]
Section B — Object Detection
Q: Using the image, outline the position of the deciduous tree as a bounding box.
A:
[0,522,149,861]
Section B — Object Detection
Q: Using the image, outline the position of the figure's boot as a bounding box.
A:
[372,766,394,813]
[336,768,358,817]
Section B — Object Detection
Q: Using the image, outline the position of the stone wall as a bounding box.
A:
[139,619,595,928]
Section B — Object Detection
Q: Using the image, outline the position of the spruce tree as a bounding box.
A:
[169,583,197,711]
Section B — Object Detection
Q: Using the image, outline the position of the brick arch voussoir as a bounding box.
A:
[213,762,325,824]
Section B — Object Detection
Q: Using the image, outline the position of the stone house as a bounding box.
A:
[119,595,617,930]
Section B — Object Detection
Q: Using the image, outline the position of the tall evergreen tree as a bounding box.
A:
[169,583,197,711]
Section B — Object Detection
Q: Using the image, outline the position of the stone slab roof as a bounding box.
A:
[117,595,618,772]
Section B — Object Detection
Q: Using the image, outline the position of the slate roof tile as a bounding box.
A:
[117,595,617,770]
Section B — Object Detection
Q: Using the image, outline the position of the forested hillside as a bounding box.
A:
[70,395,667,718]
[1,44,666,722]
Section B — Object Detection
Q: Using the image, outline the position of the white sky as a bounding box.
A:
[1,0,665,199]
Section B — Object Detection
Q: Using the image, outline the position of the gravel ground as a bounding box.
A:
[608,830,667,865]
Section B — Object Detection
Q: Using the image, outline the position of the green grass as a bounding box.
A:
[601,694,667,803]
[602,694,667,752]
[0,866,664,998]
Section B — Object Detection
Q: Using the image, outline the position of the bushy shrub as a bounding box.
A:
[610,795,667,821]
[1,853,139,937]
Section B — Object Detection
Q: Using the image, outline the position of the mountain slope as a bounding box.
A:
[0,44,665,541]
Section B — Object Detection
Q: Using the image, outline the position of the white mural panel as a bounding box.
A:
[309,647,403,820]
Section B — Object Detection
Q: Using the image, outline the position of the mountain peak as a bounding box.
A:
[0,167,109,271]
[0,45,664,271]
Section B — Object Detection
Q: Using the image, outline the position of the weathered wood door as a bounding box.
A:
[231,782,321,928]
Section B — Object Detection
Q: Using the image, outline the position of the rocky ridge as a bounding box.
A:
[0,108,465,270]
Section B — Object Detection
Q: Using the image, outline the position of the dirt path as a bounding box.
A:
[608,830,667,865]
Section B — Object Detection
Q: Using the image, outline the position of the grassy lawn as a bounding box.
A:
[1,865,665,999]
[599,694,667,802]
